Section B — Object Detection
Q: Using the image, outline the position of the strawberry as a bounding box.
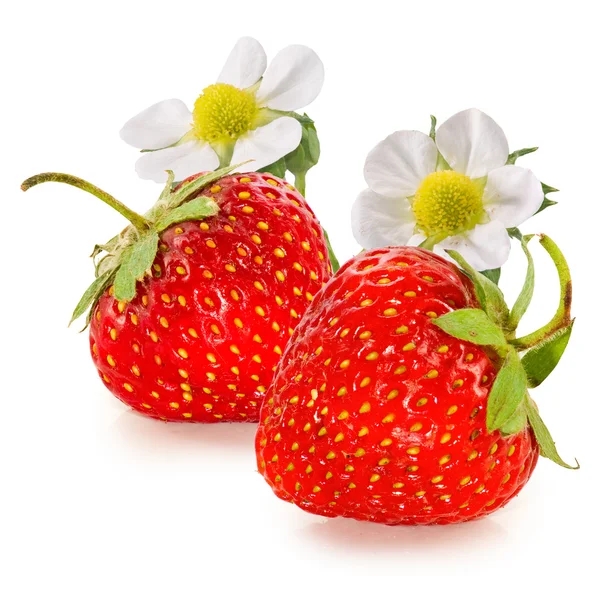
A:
[256,241,576,524]
[22,167,332,422]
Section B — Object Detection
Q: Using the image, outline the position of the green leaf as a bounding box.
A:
[432,308,508,348]
[69,268,115,326]
[323,229,340,273]
[429,115,437,141]
[521,322,574,388]
[113,231,159,302]
[154,196,219,231]
[525,396,579,469]
[259,157,287,178]
[480,268,501,284]
[486,346,528,432]
[506,147,538,165]
[445,250,510,327]
[508,235,535,331]
[500,402,527,435]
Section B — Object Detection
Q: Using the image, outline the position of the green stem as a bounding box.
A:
[212,142,235,169]
[510,235,572,350]
[21,173,150,232]
[418,232,448,250]
[294,171,306,197]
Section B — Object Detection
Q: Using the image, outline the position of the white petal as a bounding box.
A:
[230,117,302,172]
[120,100,192,150]
[483,165,543,227]
[407,233,427,247]
[436,108,509,178]
[217,37,267,89]
[135,142,219,183]
[256,45,324,111]
[438,221,511,271]
[351,188,416,249]
[364,131,437,198]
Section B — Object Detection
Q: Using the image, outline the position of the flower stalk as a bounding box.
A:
[21,173,151,233]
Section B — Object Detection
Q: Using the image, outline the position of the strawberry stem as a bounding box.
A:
[294,172,307,197]
[21,172,151,233]
[510,235,572,350]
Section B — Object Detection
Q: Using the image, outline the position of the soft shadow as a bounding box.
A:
[300,513,508,555]
[111,408,258,453]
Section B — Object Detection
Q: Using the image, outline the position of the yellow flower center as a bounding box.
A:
[192,83,258,143]
[412,170,484,238]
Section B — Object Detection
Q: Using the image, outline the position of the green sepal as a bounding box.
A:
[286,117,320,174]
[91,235,119,261]
[506,146,538,165]
[445,250,509,327]
[486,346,528,432]
[429,115,437,141]
[259,112,320,197]
[258,157,286,178]
[92,235,120,276]
[521,321,574,388]
[500,403,527,435]
[508,227,523,241]
[167,163,242,210]
[525,396,579,469]
[285,115,320,196]
[510,234,572,350]
[154,196,219,232]
[480,268,501,284]
[113,231,159,302]
[432,308,508,349]
[535,182,559,215]
[507,235,535,331]
[158,170,176,201]
[69,268,116,327]
[536,196,558,214]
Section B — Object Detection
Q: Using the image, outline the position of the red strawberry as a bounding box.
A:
[22,168,332,422]
[256,243,576,524]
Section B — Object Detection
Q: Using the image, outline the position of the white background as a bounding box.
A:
[2,1,598,598]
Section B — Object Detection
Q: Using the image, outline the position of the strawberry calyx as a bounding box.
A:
[432,235,577,469]
[21,163,243,327]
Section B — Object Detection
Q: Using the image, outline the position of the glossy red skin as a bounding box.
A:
[89,173,331,422]
[256,247,538,525]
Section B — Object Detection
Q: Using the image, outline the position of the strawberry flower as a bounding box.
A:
[352,109,544,270]
[120,37,324,182]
